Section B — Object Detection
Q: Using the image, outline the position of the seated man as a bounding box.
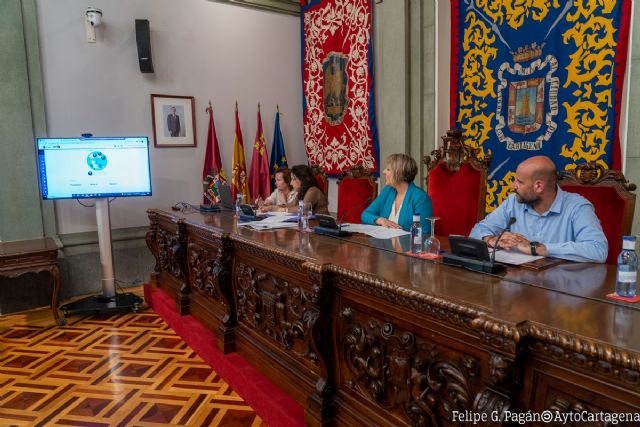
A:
[469,156,607,263]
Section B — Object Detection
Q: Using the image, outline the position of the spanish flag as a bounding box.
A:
[231,103,251,203]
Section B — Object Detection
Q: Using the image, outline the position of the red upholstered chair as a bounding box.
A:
[423,129,491,236]
[337,165,378,223]
[559,163,636,264]
[309,164,329,198]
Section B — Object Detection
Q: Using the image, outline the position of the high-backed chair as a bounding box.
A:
[337,165,378,223]
[424,129,491,236]
[559,162,636,264]
[309,164,329,198]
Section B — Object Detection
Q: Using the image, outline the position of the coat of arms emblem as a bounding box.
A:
[495,43,559,151]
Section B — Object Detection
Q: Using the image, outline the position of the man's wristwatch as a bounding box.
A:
[530,241,541,256]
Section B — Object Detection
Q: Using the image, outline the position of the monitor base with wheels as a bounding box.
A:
[61,292,143,317]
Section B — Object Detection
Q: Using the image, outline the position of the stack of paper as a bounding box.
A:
[341,224,410,239]
[494,250,544,265]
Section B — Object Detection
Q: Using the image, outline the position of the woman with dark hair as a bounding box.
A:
[361,153,432,231]
[290,164,329,214]
[259,167,298,212]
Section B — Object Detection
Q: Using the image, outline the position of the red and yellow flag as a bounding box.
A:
[231,104,251,202]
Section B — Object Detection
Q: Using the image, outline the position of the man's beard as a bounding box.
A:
[515,191,540,206]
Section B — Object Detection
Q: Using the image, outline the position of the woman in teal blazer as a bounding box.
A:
[361,153,432,231]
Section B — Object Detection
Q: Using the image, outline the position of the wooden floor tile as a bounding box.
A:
[0,308,267,427]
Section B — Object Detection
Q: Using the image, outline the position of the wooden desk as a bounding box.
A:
[0,238,63,325]
[146,209,640,426]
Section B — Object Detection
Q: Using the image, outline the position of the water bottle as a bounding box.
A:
[298,200,307,231]
[235,194,243,218]
[411,213,423,254]
[616,235,638,297]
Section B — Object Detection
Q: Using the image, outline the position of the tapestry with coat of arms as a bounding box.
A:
[452,0,631,211]
[302,0,380,176]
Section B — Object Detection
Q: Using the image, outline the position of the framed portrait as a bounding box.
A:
[150,94,197,147]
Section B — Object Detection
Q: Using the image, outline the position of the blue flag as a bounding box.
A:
[269,111,288,190]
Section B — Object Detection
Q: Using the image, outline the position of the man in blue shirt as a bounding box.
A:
[469,156,607,263]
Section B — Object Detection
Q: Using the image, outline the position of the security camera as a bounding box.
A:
[86,7,102,27]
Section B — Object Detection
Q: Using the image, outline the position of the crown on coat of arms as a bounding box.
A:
[510,43,544,62]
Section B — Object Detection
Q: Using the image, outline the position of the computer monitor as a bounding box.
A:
[35,136,152,199]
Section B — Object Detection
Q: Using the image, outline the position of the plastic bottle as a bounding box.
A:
[235,194,243,218]
[298,200,307,231]
[411,213,423,254]
[616,235,638,297]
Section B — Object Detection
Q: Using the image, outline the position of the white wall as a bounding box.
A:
[36,0,305,234]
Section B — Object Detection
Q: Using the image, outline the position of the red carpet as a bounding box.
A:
[144,285,304,427]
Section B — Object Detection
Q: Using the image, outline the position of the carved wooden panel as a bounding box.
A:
[234,261,319,364]
[187,235,235,353]
[188,240,231,311]
[527,337,640,387]
[336,303,511,426]
[525,367,640,426]
[146,210,189,314]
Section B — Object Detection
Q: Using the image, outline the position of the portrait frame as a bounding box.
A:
[150,94,197,148]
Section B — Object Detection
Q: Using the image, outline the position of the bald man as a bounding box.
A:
[469,156,607,263]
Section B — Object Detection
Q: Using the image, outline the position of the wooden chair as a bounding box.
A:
[309,164,329,198]
[337,165,378,223]
[423,129,491,236]
[559,162,637,264]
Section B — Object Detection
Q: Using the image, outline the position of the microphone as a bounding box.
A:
[490,217,516,263]
[313,197,373,237]
[337,196,373,226]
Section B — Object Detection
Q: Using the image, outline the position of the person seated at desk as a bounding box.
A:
[259,167,298,212]
[361,153,432,231]
[469,156,607,263]
[291,164,329,214]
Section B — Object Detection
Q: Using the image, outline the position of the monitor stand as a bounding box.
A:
[60,198,143,317]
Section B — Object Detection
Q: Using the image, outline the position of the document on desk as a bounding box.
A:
[341,224,410,239]
[494,249,544,265]
[239,219,299,230]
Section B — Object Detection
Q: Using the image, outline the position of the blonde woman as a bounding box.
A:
[361,153,432,231]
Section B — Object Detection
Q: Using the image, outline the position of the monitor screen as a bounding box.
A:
[36,136,152,199]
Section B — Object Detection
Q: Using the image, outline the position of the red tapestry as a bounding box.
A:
[301,0,379,176]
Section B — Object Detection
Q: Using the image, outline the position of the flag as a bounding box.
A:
[248,105,271,200]
[202,102,227,204]
[231,103,251,203]
[269,108,288,190]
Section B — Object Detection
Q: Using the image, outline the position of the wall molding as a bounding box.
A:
[208,0,299,16]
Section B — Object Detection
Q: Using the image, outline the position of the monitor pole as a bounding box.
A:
[60,198,143,318]
[96,198,116,298]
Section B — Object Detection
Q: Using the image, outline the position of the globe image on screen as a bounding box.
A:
[87,151,108,171]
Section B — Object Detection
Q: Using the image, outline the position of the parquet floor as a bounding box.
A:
[0,304,266,427]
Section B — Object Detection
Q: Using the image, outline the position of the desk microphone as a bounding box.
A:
[490,217,516,263]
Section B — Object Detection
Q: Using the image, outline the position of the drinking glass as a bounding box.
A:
[424,216,440,254]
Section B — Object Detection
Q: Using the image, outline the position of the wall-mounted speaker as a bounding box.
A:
[135,19,154,73]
